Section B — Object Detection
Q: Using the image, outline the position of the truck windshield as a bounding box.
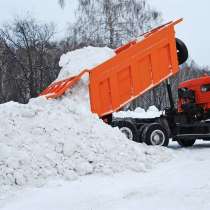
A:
[201,84,210,92]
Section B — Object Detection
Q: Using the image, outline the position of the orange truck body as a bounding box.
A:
[40,19,182,117]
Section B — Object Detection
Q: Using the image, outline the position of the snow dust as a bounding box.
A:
[0,46,172,198]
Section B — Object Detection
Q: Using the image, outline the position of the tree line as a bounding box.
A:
[0,0,208,110]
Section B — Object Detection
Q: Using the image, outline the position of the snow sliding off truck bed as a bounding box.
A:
[42,19,210,147]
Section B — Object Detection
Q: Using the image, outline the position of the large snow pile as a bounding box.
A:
[0,47,171,197]
[114,106,162,119]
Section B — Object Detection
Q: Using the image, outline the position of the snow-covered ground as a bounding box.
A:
[0,46,171,203]
[1,46,210,210]
[2,141,210,210]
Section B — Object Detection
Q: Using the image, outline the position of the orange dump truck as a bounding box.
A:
[42,19,210,147]
[41,19,183,116]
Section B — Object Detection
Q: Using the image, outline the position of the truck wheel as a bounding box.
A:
[142,123,169,146]
[177,139,196,147]
[176,38,188,65]
[114,120,139,142]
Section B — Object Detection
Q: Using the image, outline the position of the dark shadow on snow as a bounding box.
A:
[168,141,210,150]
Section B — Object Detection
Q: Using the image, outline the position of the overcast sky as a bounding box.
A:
[149,0,210,67]
[0,0,77,37]
[0,0,210,66]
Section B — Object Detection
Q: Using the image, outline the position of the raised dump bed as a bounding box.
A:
[41,19,182,117]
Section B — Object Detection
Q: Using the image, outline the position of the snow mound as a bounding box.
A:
[0,47,172,197]
[114,106,162,118]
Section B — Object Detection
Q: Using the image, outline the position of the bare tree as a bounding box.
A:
[67,0,162,49]
[0,17,62,103]
[58,0,65,8]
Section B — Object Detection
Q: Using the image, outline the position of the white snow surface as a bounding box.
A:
[58,46,116,80]
[114,106,162,119]
[2,142,210,210]
[0,46,172,199]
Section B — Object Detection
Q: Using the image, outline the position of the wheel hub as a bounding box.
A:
[150,129,165,145]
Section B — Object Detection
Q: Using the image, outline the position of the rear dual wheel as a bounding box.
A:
[113,121,169,146]
[141,123,169,146]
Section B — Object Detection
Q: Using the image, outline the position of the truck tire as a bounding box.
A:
[113,120,139,142]
[138,124,148,143]
[142,123,169,146]
[176,38,188,65]
[177,139,196,147]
